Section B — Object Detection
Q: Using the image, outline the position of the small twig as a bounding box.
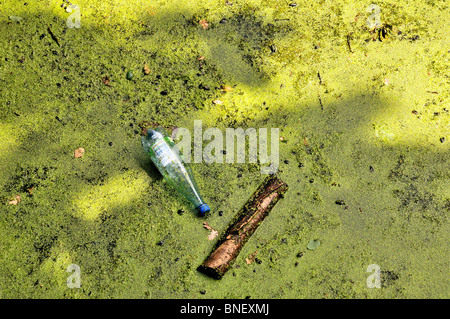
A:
[317,71,324,110]
[347,34,353,53]
[318,94,324,110]
[47,26,60,47]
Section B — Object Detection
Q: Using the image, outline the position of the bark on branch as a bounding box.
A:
[198,175,288,279]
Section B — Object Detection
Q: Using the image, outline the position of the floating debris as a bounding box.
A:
[8,195,21,205]
[142,126,210,216]
[143,64,150,75]
[220,85,233,92]
[47,26,61,47]
[207,230,218,240]
[101,75,110,85]
[245,251,258,264]
[203,222,218,240]
[212,99,223,105]
[74,147,85,158]
[199,19,209,29]
[9,16,23,22]
[303,136,309,146]
[198,175,288,279]
[307,239,321,251]
[346,34,353,53]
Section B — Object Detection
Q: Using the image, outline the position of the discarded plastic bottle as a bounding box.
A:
[141,127,210,216]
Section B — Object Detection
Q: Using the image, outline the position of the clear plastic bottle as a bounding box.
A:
[141,127,210,216]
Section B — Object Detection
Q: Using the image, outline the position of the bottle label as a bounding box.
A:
[151,139,173,167]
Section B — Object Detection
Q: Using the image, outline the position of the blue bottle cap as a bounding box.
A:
[197,204,210,216]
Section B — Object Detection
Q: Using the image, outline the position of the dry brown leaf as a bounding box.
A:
[203,222,212,230]
[208,229,218,240]
[143,64,150,75]
[199,19,209,29]
[74,147,85,158]
[221,85,233,92]
[101,75,110,86]
[245,251,258,264]
[197,56,205,60]
[203,222,218,240]
[303,137,309,146]
[8,195,21,205]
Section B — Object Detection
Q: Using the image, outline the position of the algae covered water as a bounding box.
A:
[0,0,448,299]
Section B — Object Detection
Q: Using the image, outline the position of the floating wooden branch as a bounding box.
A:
[198,175,288,279]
